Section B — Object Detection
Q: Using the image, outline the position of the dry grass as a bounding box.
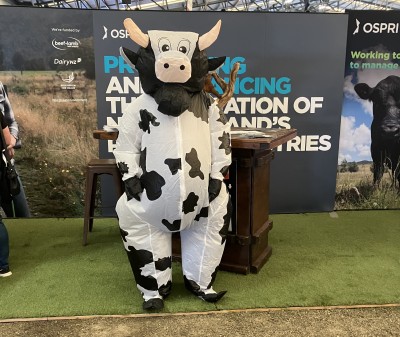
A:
[2,71,99,216]
[3,71,97,165]
[335,163,400,210]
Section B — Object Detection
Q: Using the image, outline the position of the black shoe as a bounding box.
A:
[184,276,227,303]
[198,290,227,303]
[0,266,12,278]
[159,281,172,299]
[142,298,164,310]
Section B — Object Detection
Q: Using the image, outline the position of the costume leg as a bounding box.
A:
[116,195,172,307]
[181,185,231,302]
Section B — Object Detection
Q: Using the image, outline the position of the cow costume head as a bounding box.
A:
[120,19,225,117]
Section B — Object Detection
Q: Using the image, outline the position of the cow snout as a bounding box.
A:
[380,108,400,139]
[381,124,400,139]
[155,51,191,83]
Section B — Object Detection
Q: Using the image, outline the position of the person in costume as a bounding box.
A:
[114,18,232,310]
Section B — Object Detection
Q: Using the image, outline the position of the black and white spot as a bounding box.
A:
[182,192,199,214]
[138,109,160,134]
[139,148,166,201]
[185,148,204,180]
[164,158,182,175]
[161,219,182,231]
[218,131,231,155]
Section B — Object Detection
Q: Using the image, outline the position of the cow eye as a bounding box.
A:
[158,38,171,53]
[178,40,190,55]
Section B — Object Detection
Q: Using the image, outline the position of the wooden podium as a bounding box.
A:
[173,128,297,274]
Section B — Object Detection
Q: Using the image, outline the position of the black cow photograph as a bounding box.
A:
[354,75,400,189]
[337,73,400,210]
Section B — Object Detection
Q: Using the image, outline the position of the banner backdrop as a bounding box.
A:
[93,11,348,213]
[0,7,349,217]
[0,7,96,218]
[338,10,400,210]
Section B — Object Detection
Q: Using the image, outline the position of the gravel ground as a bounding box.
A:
[1,306,400,337]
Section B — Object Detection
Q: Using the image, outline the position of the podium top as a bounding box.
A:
[230,128,297,150]
[93,127,297,150]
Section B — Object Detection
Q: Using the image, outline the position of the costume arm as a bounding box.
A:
[208,100,231,201]
[113,106,143,200]
[0,83,19,141]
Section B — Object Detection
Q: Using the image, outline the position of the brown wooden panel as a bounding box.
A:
[251,150,273,235]
[250,220,273,274]
[219,234,251,274]
[232,148,252,237]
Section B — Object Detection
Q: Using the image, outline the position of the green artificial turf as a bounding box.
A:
[1,210,399,319]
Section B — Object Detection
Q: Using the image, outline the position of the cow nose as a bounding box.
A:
[164,63,185,71]
[155,52,191,83]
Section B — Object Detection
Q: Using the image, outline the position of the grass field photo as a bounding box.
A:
[1,70,98,217]
[335,162,400,210]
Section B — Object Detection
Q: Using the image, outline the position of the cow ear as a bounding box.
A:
[120,47,139,69]
[354,83,372,100]
[123,18,149,48]
[208,56,226,72]
[199,20,221,51]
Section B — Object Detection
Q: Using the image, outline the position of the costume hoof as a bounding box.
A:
[183,276,226,302]
[159,281,172,299]
[199,290,227,303]
[143,298,164,310]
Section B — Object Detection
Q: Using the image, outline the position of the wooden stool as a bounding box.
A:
[83,158,123,245]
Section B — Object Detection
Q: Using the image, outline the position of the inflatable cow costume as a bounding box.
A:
[114,18,232,310]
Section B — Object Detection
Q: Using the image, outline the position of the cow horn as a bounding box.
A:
[198,20,221,51]
[123,18,149,48]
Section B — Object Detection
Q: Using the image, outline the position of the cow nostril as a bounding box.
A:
[180,65,185,70]
[164,64,169,69]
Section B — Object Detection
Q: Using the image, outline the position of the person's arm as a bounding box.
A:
[0,84,18,147]
[1,125,15,159]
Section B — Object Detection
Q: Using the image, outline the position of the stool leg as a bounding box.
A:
[113,171,124,199]
[83,168,95,246]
